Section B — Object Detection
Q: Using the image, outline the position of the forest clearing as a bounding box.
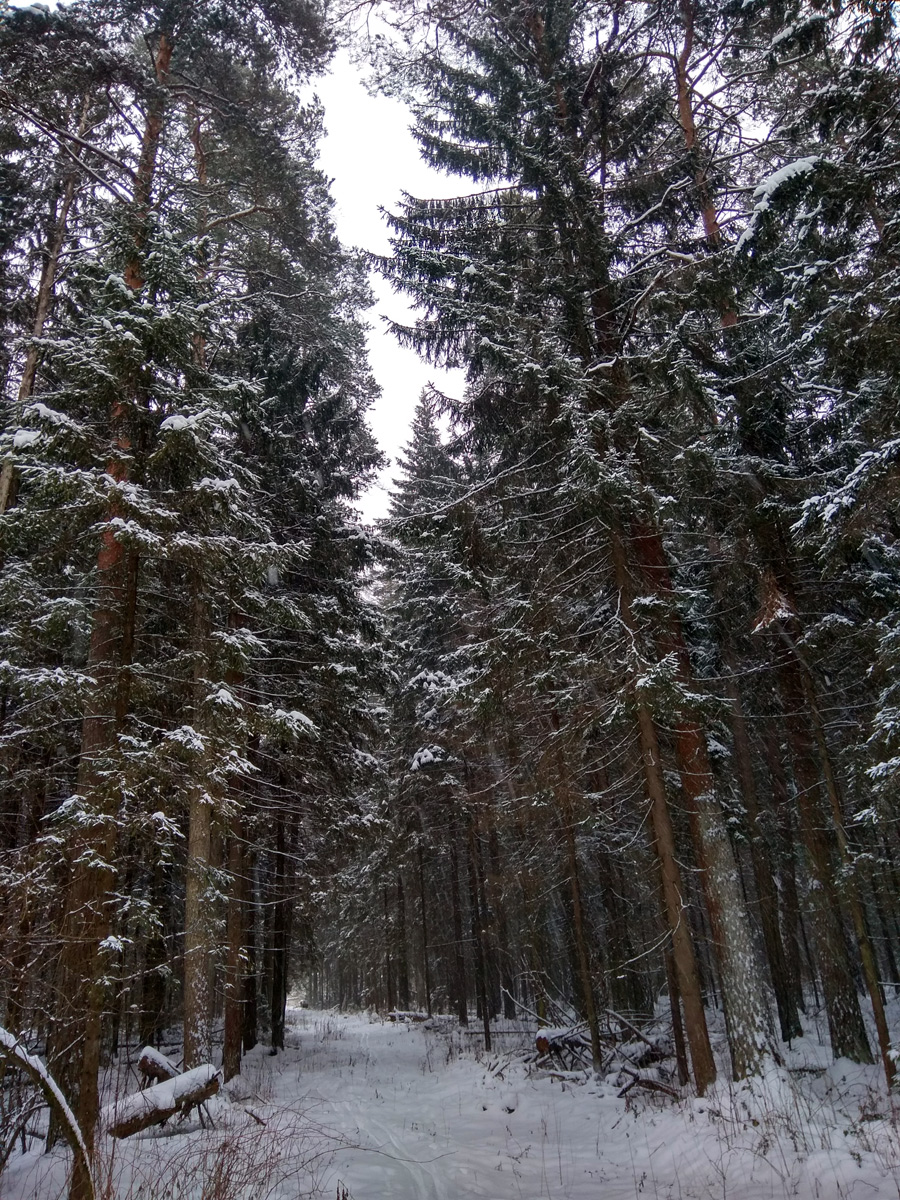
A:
[1,0,899,1196]
[5,1007,900,1199]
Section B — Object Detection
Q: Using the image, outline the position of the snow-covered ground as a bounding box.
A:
[4,1008,900,1199]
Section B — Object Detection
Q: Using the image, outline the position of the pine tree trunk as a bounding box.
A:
[396,872,411,1011]
[798,664,895,1084]
[761,721,807,1015]
[550,731,603,1070]
[775,645,872,1064]
[417,843,432,1017]
[721,652,802,1041]
[631,522,773,1080]
[474,831,500,1019]
[664,946,690,1087]
[242,864,258,1055]
[269,813,291,1052]
[611,530,716,1094]
[467,821,492,1051]
[485,821,516,1020]
[183,792,212,1066]
[183,585,215,1069]
[51,44,174,1200]
[448,838,468,1025]
[223,816,245,1081]
[383,886,395,1013]
[562,814,602,1070]
[50,523,139,1177]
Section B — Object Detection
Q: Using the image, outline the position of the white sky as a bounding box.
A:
[313,53,465,521]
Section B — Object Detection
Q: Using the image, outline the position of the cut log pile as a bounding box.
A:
[103,1061,220,1139]
[529,1012,678,1097]
[533,1027,594,1072]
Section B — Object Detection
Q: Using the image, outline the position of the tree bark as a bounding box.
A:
[761,720,806,1015]
[223,816,245,1081]
[448,837,468,1025]
[269,812,291,1053]
[467,821,492,1051]
[417,842,432,1017]
[611,530,716,1094]
[631,522,773,1080]
[774,642,872,1064]
[50,43,174,1199]
[799,664,894,1084]
[720,649,802,1041]
[396,871,410,1011]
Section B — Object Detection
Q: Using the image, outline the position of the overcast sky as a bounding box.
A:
[313,52,465,521]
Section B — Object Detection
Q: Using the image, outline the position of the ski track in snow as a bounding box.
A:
[6,1009,900,1199]
[263,1013,608,1200]
[252,1010,900,1200]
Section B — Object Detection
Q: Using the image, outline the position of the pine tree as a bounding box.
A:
[0,0,383,1185]
[377,0,779,1086]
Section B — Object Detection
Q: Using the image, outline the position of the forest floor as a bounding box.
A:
[4,1006,900,1200]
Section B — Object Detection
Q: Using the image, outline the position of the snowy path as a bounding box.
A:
[261,1012,604,1200]
[235,1010,900,1200]
[243,1011,618,1199]
[5,1009,900,1199]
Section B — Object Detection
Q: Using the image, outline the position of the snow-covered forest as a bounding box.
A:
[1,0,899,1197]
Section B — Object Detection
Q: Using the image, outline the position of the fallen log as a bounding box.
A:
[137,1046,179,1087]
[533,1026,594,1071]
[617,1066,679,1100]
[102,1064,221,1139]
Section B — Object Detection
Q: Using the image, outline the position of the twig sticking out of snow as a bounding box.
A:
[617,1067,679,1100]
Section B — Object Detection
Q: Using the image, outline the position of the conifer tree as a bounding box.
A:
[0,0,382,1185]
[379,0,778,1085]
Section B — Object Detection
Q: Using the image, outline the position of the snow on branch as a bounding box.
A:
[0,1026,95,1200]
[101,1064,221,1139]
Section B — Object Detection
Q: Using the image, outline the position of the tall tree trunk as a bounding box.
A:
[223,814,245,1081]
[549,729,603,1071]
[631,522,773,1080]
[183,585,215,1069]
[467,820,492,1051]
[396,872,410,1011]
[486,821,516,1020]
[761,721,806,1015]
[798,661,895,1085]
[773,639,872,1064]
[720,647,802,1041]
[611,529,716,1094]
[241,843,259,1055]
[269,812,292,1052]
[417,842,432,1017]
[448,836,468,1025]
[562,813,602,1071]
[664,946,690,1087]
[52,41,173,1200]
[383,886,395,1013]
